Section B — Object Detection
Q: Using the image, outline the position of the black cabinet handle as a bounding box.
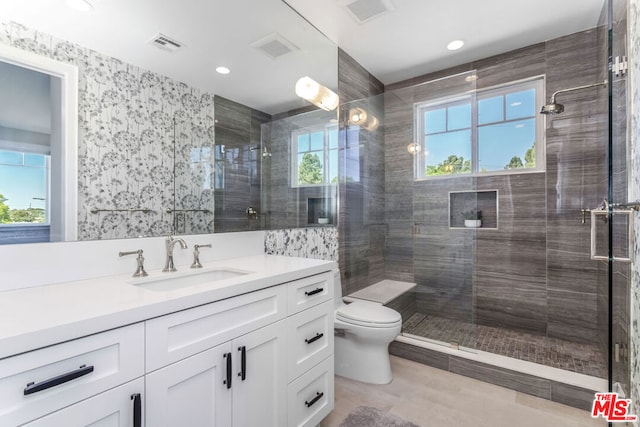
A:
[223,353,232,389]
[24,364,94,395]
[238,346,246,381]
[305,333,324,344]
[304,288,323,296]
[305,391,324,408]
[131,393,141,427]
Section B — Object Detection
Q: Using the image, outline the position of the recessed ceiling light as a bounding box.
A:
[66,0,93,11]
[216,66,230,75]
[447,40,464,51]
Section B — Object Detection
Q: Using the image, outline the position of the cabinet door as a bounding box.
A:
[146,342,232,427]
[23,378,144,427]
[232,320,287,427]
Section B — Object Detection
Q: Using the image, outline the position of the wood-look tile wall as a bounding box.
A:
[384,27,612,346]
[213,95,269,232]
[337,48,386,295]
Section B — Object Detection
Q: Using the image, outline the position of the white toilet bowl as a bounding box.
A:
[333,270,402,384]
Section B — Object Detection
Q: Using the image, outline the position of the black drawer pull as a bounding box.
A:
[24,364,94,395]
[238,346,246,381]
[223,353,232,389]
[305,391,324,408]
[131,393,142,427]
[305,333,324,344]
[304,288,323,296]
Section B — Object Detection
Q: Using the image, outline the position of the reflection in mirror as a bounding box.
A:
[0,43,77,245]
[0,0,338,242]
[261,108,338,230]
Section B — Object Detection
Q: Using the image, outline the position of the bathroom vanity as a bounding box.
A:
[0,255,336,427]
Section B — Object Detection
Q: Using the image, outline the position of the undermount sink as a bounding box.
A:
[130,268,252,292]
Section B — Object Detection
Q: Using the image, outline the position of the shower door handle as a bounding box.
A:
[589,207,635,263]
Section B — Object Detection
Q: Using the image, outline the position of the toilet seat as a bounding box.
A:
[336,301,401,328]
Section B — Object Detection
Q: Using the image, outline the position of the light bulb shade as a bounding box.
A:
[349,107,379,132]
[295,77,339,111]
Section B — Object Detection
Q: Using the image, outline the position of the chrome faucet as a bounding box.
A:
[163,235,188,272]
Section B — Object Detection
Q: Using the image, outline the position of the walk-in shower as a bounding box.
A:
[337,0,629,409]
[540,80,608,114]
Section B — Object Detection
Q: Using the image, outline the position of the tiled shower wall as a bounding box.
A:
[630,0,640,417]
[337,48,386,295]
[384,28,610,347]
[0,21,215,239]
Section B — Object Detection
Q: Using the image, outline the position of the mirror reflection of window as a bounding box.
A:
[291,125,338,187]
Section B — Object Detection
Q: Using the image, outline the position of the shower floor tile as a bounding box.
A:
[402,313,607,378]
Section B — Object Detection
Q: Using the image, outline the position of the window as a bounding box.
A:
[416,77,544,179]
[0,150,50,225]
[291,125,338,187]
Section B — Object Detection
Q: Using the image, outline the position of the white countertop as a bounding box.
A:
[0,254,337,360]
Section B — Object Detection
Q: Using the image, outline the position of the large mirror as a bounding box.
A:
[0,0,338,244]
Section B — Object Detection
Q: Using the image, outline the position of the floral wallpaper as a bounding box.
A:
[265,227,338,261]
[0,21,215,240]
[630,0,640,419]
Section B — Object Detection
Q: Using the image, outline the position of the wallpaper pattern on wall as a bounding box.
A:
[629,0,640,418]
[265,227,338,261]
[0,21,215,240]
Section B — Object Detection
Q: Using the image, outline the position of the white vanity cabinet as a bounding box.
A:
[0,323,144,426]
[144,271,334,427]
[0,263,336,427]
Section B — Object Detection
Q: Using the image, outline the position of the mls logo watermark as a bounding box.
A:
[591,392,638,422]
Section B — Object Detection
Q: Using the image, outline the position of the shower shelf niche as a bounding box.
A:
[449,190,498,229]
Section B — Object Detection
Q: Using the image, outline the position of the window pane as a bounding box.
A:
[447,103,471,130]
[328,128,339,149]
[310,132,324,151]
[506,89,535,120]
[424,108,446,134]
[297,134,309,152]
[424,130,472,176]
[478,119,536,171]
[328,148,338,183]
[0,150,23,165]
[478,96,503,125]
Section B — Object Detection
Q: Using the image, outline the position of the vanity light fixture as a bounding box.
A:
[66,0,94,11]
[349,107,379,131]
[295,76,339,111]
[216,66,230,75]
[447,40,464,51]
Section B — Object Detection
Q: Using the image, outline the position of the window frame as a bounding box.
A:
[290,124,338,188]
[414,76,546,180]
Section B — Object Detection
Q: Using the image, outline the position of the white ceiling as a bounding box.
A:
[285,0,606,84]
[0,0,337,115]
[0,0,607,115]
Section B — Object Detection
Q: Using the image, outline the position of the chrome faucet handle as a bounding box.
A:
[119,249,148,278]
[191,244,212,269]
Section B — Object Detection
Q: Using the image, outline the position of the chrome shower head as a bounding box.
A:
[540,102,564,115]
[539,80,607,115]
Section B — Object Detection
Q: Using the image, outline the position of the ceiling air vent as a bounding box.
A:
[148,33,183,52]
[340,0,395,24]
[251,33,298,59]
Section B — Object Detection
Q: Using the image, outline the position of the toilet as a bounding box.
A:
[333,269,402,384]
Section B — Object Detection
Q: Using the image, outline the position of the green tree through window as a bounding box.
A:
[426,155,471,176]
[298,153,323,184]
[0,194,10,223]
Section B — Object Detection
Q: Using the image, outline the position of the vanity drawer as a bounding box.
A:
[287,300,334,382]
[287,355,334,427]
[0,323,144,426]
[146,284,286,372]
[287,272,333,315]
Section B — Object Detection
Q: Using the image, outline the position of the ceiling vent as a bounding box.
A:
[251,33,298,59]
[148,33,183,52]
[340,0,395,24]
